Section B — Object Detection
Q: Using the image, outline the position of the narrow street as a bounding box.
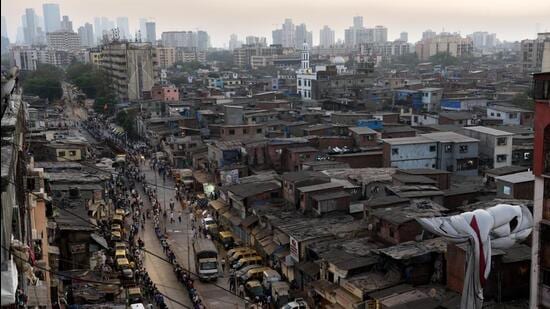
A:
[131,162,193,309]
[140,162,247,309]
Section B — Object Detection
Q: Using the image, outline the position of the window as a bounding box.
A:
[497,154,507,162]
[509,113,517,119]
[256,128,262,134]
[503,185,511,195]
[298,80,302,86]
[229,129,235,135]
[490,112,494,116]
[58,151,66,157]
[497,113,501,117]
[243,128,248,134]
[392,148,399,155]
[429,145,436,152]
[445,145,453,153]
[69,150,77,156]
[497,137,507,146]
[459,145,468,153]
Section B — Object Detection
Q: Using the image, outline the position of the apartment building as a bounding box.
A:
[100,41,157,101]
[156,46,176,68]
[461,126,513,169]
[415,33,473,61]
[486,105,534,126]
[46,31,81,51]
[520,32,550,73]
[383,132,479,175]
[382,136,438,169]
[11,46,72,70]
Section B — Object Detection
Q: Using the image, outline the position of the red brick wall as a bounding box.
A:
[317,136,354,149]
[446,243,466,293]
[332,152,383,168]
[381,131,416,139]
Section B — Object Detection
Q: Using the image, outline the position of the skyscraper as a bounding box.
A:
[272,29,282,45]
[78,23,94,47]
[1,16,7,38]
[101,17,115,37]
[139,18,147,40]
[116,17,130,39]
[319,25,335,48]
[422,29,437,40]
[94,17,102,41]
[229,34,241,51]
[295,23,312,49]
[197,31,209,51]
[345,16,365,47]
[60,15,73,32]
[145,22,156,44]
[245,36,266,46]
[23,8,37,44]
[42,3,61,33]
[353,16,364,29]
[373,25,388,43]
[281,18,295,48]
[400,31,408,42]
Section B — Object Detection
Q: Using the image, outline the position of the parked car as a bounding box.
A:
[218,231,235,249]
[245,280,265,300]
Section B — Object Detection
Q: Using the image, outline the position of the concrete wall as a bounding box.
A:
[385,142,438,169]
[462,129,512,168]
[436,141,479,176]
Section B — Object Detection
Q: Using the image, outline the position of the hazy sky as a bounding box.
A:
[2,0,549,47]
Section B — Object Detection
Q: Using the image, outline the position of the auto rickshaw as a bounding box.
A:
[245,280,265,300]
[117,258,134,280]
[241,266,271,283]
[115,249,126,260]
[113,214,124,225]
[218,231,235,250]
[126,287,143,305]
[115,242,127,251]
[111,230,122,242]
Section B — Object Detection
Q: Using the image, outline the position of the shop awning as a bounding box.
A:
[91,233,109,249]
[222,210,242,227]
[241,215,258,228]
[296,261,320,277]
[263,242,279,255]
[209,200,227,211]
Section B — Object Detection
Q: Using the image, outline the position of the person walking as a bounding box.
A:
[178,211,182,224]
[228,272,236,292]
[170,211,175,224]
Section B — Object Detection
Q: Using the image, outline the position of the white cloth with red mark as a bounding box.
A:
[416,204,533,309]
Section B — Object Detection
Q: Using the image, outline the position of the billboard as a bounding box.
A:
[289,236,299,262]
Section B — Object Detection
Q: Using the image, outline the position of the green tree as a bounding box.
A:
[206,50,233,64]
[22,64,64,101]
[429,52,459,67]
[115,109,138,139]
[66,62,117,114]
[511,92,534,110]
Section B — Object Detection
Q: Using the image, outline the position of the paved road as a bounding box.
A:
[141,162,247,309]
[135,165,194,309]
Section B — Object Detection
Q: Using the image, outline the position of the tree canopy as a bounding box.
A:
[22,64,64,101]
[429,52,459,67]
[66,62,117,115]
[115,109,138,139]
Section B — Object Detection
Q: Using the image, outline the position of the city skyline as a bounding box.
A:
[1,0,549,47]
